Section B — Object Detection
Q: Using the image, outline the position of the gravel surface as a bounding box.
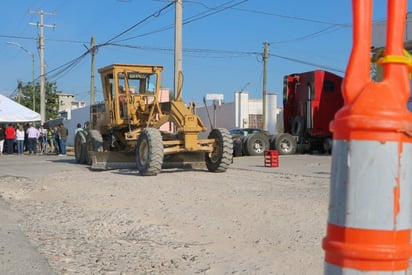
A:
[0,153,361,274]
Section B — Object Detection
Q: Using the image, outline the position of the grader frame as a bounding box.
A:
[74,64,232,176]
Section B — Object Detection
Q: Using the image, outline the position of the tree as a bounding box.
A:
[14,81,60,120]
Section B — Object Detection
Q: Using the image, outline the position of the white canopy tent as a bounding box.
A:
[0,94,41,122]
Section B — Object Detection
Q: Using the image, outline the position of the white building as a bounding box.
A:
[57,93,86,120]
[195,91,281,136]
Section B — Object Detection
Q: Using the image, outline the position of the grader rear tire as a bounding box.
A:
[74,131,87,164]
[136,128,164,176]
[206,128,233,172]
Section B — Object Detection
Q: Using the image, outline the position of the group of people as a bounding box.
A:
[0,123,68,156]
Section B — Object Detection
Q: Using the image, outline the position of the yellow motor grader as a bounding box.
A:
[74,63,232,176]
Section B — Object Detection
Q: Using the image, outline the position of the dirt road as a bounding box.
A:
[0,154,332,274]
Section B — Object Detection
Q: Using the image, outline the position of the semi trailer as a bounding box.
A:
[233,70,344,156]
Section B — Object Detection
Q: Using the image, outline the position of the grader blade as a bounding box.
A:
[88,151,137,170]
[163,152,206,169]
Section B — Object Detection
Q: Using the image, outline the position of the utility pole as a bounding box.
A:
[31,51,35,112]
[89,36,96,105]
[174,0,183,100]
[262,42,269,130]
[30,9,55,124]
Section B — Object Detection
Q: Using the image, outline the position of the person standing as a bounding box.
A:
[74,123,83,136]
[39,125,48,154]
[26,123,39,155]
[58,123,68,156]
[73,123,85,155]
[47,128,55,154]
[0,125,5,155]
[24,123,29,153]
[54,126,60,154]
[83,121,90,130]
[5,123,16,155]
[15,125,25,155]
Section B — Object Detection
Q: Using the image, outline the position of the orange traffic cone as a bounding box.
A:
[323,0,412,273]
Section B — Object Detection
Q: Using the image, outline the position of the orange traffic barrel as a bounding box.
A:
[322,0,412,273]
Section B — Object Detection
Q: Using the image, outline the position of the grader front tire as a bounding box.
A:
[74,131,87,164]
[136,128,164,176]
[86,130,103,165]
[206,128,233,172]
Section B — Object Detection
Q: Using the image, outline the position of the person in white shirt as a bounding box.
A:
[0,125,4,155]
[39,125,48,154]
[26,123,40,155]
[16,125,25,155]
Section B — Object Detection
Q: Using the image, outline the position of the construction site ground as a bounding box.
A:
[0,151,403,274]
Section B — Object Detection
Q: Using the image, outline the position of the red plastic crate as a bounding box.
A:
[264,150,279,168]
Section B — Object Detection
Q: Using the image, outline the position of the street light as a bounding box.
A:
[6,41,36,112]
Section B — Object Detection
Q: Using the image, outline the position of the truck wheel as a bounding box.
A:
[233,138,243,157]
[242,136,250,156]
[275,133,297,155]
[74,131,87,164]
[136,128,164,176]
[245,132,269,156]
[291,117,304,135]
[323,138,333,154]
[86,130,103,165]
[206,128,233,172]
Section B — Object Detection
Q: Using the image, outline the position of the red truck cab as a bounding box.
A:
[282,70,343,153]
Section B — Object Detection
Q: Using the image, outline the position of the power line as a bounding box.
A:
[269,53,345,73]
[43,41,344,83]
[269,25,342,44]
[104,1,175,44]
[114,0,249,43]
[45,50,90,82]
[0,34,89,45]
[57,0,251,77]
[230,7,350,27]
[107,42,257,57]
[183,0,249,25]
[39,0,344,83]
[47,38,89,44]
[0,34,37,41]
[107,42,344,72]
[36,2,176,82]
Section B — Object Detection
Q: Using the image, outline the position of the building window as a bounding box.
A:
[249,114,263,129]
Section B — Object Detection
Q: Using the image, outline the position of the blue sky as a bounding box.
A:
[0,0,408,106]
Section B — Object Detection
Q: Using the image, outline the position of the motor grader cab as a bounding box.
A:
[74,63,233,176]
